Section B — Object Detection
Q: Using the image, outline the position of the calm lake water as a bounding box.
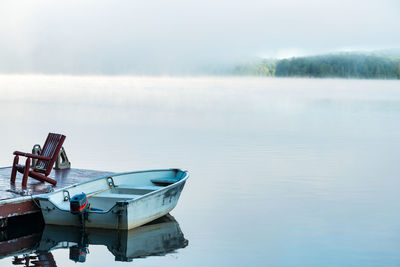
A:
[0,75,400,266]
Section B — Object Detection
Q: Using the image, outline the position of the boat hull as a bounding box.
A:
[37,169,188,229]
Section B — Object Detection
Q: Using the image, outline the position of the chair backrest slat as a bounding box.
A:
[35,133,66,175]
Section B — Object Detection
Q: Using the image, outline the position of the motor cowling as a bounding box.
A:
[70,193,88,214]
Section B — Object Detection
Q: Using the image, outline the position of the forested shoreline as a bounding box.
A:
[234,53,400,79]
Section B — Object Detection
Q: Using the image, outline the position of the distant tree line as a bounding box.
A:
[234,60,276,77]
[234,54,400,79]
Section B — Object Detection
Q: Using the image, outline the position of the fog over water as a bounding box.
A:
[0,0,399,74]
[0,76,400,266]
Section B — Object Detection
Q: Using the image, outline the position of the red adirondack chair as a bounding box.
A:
[10,133,66,186]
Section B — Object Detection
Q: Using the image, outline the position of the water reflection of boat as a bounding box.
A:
[0,214,187,265]
[41,214,187,262]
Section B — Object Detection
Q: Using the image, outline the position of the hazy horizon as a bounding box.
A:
[0,0,399,75]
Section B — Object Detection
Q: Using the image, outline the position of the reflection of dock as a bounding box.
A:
[0,213,43,258]
[0,167,112,220]
[0,214,187,265]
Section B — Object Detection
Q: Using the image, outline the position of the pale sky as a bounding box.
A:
[0,0,399,74]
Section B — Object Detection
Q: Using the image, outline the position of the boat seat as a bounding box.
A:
[151,178,178,186]
[117,184,163,190]
[115,184,163,195]
[91,193,139,199]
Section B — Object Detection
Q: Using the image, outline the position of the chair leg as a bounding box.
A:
[22,158,31,187]
[29,171,57,186]
[10,155,19,184]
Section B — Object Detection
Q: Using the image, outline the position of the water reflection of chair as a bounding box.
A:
[12,253,57,267]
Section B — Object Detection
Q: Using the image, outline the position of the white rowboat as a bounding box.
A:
[37,169,188,229]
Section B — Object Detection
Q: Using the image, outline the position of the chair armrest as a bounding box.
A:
[13,151,52,161]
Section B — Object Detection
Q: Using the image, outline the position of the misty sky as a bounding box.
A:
[0,0,399,74]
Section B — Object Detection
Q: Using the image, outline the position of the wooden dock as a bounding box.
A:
[0,167,113,220]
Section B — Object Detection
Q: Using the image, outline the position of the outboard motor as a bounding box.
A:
[70,193,89,231]
[70,193,88,214]
[69,193,90,262]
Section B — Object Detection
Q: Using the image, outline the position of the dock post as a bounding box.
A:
[10,155,19,183]
[22,158,31,187]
